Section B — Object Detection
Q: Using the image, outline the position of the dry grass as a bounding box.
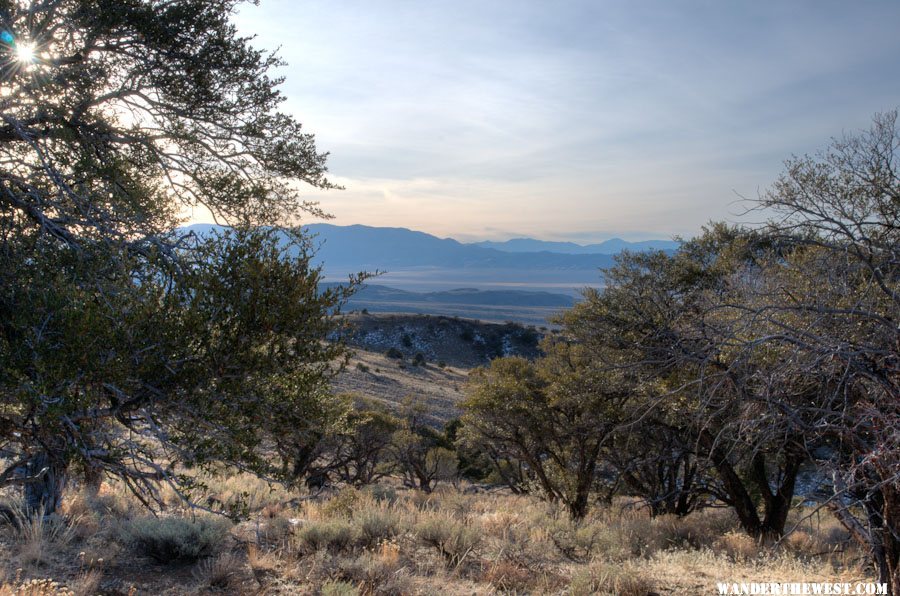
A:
[0,479,873,595]
[332,349,470,425]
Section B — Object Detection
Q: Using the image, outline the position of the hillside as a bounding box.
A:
[183,223,618,272]
[339,313,544,368]
[302,224,618,271]
[333,313,547,425]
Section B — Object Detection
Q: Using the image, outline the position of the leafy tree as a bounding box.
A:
[608,425,702,518]
[389,397,456,493]
[326,398,402,486]
[391,429,456,493]
[461,347,623,519]
[0,0,351,514]
[444,418,499,486]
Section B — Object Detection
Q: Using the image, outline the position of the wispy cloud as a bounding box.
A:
[233,0,900,242]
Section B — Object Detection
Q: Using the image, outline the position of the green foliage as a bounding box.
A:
[385,347,403,359]
[0,0,356,513]
[517,326,540,347]
[296,519,361,554]
[373,398,456,492]
[321,580,361,596]
[122,516,231,564]
[461,349,618,517]
[326,402,402,486]
[322,487,363,519]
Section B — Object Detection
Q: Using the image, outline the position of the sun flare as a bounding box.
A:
[14,42,35,63]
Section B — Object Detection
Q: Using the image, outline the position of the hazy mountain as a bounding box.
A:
[471,237,680,254]
[182,223,619,272]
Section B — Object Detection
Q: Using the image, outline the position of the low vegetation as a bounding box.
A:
[0,477,870,594]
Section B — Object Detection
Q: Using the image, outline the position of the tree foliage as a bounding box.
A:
[0,0,352,514]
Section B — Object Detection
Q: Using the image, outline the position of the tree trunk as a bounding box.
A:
[871,486,900,596]
[710,448,763,536]
[23,452,67,516]
[753,450,802,538]
[828,478,899,595]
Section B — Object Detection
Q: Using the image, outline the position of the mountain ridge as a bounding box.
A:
[471,237,679,254]
[182,223,673,272]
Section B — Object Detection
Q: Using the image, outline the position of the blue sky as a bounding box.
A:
[230,0,900,242]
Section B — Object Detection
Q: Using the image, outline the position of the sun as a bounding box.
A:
[14,42,35,63]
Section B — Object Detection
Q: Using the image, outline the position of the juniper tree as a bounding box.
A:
[0,0,352,514]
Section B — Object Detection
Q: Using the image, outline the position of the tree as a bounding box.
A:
[461,347,622,519]
[560,228,811,536]
[326,397,402,487]
[389,397,456,493]
[0,0,351,514]
[608,424,702,518]
[748,112,900,592]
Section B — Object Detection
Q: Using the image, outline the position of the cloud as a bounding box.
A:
[229,0,900,242]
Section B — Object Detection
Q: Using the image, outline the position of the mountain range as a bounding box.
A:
[472,237,679,254]
[182,223,677,298]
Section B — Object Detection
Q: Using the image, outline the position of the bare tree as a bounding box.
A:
[746,111,900,591]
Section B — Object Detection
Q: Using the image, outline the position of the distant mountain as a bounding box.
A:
[471,237,680,254]
[182,223,619,272]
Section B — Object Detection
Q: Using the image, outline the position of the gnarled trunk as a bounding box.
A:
[23,452,67,516]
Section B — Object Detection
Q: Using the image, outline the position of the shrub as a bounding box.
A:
[569,562,656,596]
[412,352,426,366]
[385,347,403,359]
[336,551,411,594]
[192,551,241,590]
[715,531,760,561]
[401,334,413,348]
[356,507,401,547]
[322,487,362,518]
[414,515,480,566]
[355,362,370,373]
[518,327,540,347]
[321,579,360,596]
[368,485,398,503]
[482,560,539,592]
[296,519,360,554]
[8,504,79,566]
[546,515,604,562]
[122,516,231,563]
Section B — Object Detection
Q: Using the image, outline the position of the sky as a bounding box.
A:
[228,0,900,243]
